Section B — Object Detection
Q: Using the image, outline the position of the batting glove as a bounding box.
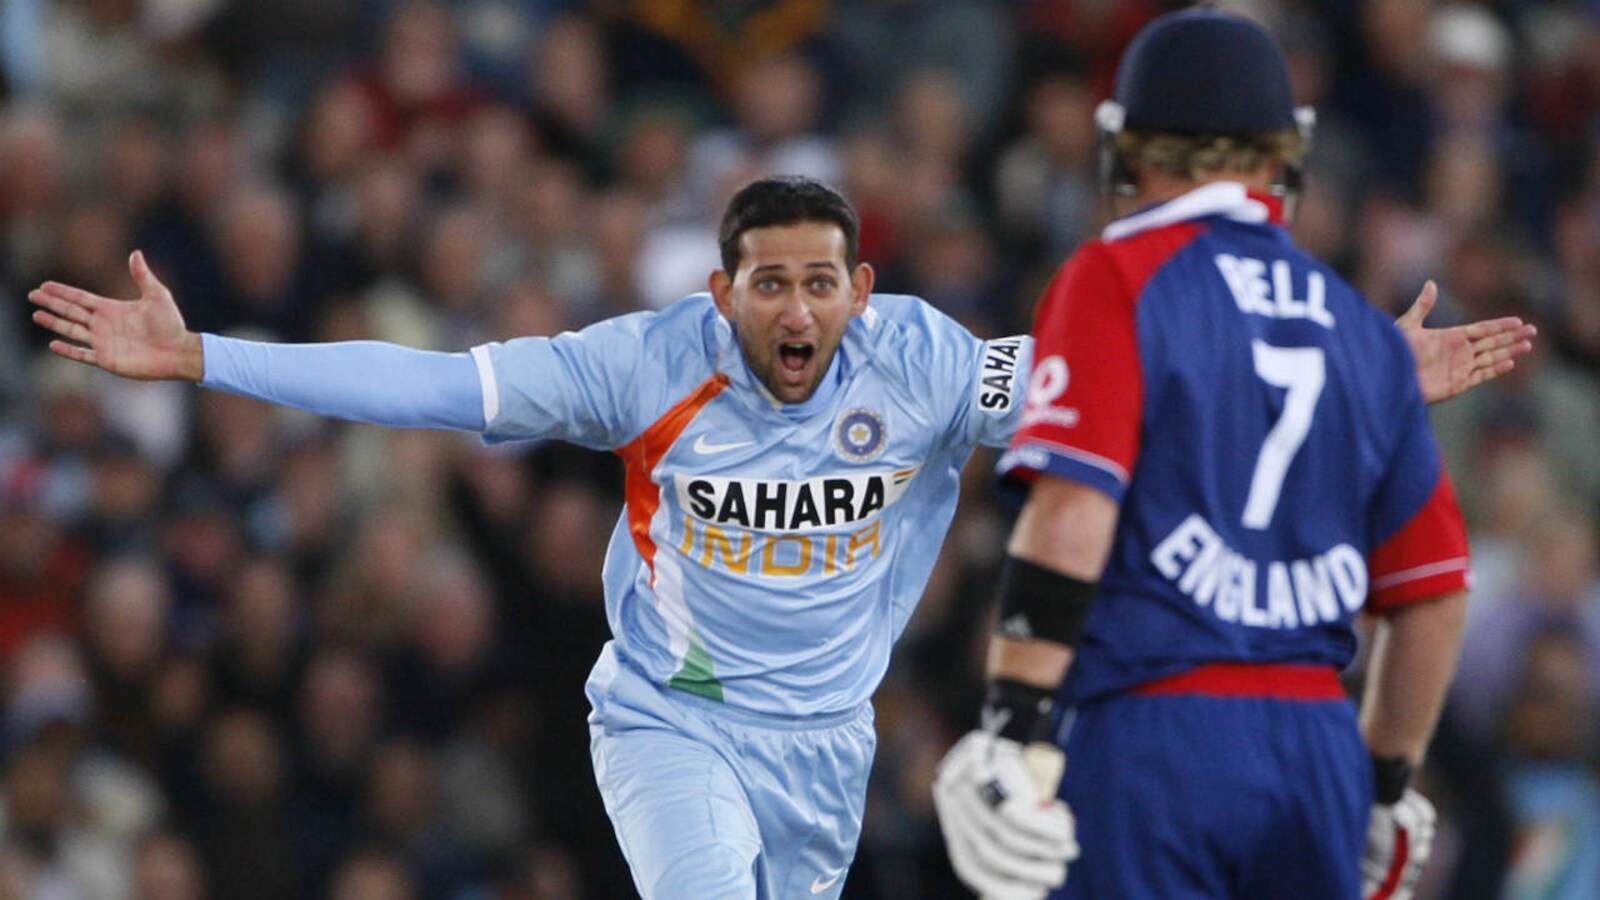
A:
[934,730,1078,900]
[1361,787,1436,900]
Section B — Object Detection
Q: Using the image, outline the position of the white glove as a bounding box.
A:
[1361,787,1436,900]
[934,730,1079,900]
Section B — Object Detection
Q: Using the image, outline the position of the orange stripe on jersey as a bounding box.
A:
[615,373,731,579]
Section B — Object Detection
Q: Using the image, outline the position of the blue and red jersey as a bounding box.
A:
[998,183,1471,706]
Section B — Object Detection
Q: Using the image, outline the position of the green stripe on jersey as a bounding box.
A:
[668,631,723,702]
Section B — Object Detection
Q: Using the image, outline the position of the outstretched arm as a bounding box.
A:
[1397,281,1535,404]
[32,251,484,431]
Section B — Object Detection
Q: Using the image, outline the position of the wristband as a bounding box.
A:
[1371,754,1414,805]
[995,555,1097,647]
[982,678,1060,745]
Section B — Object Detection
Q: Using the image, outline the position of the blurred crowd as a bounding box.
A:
[0,0,1596,898]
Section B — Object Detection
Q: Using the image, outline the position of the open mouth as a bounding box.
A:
[778,342,814,378]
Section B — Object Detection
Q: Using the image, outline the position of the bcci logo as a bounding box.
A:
[835,408,886,462]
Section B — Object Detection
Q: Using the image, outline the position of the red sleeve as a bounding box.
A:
[1366,470,1472,612]
[998,242,1143,501]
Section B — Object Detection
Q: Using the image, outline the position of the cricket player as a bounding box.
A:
[931,9,1532,900]
[34,174,1526,899]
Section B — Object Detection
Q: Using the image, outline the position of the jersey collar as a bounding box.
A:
[1102,182,1286,242]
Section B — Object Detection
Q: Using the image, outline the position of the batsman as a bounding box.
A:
[933,8,1528,900]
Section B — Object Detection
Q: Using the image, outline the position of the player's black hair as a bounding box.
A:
[717,176,860,274]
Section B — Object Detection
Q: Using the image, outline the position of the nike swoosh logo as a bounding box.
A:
[693,435,754,455]
[810,871,842,894]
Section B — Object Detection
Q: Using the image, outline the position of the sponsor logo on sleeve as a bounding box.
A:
[976,336,1026,414]
[1021,354,1080,428]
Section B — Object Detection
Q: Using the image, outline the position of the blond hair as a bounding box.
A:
[1116,128,1306,181]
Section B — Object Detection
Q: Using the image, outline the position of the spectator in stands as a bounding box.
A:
[131,828,206,900]
[994,66,1100,268]
[194,709,300,899]
[327,845,420,900]
[290,649,384,891]
[1454,508,1600,743]
[208,555,307,723]
[1495,627,1600,899]
[347,1,484,171]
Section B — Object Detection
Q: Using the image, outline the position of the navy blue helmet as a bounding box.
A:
[1115,7,1296,135]
[1096,7,1314,204]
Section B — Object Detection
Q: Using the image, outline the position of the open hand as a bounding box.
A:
[30,251,204,382]
[1397,280,1535,404]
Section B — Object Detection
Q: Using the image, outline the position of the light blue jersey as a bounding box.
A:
[470,293,1030,716]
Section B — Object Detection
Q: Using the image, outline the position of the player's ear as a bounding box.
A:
[710,269,734,317]
[849,262,874,315]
